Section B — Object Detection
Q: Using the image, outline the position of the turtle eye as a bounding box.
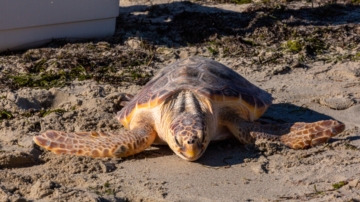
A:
[201,129,206,143]
[175,136,181,147]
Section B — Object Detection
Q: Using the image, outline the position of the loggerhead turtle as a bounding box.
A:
[33,57,345,161]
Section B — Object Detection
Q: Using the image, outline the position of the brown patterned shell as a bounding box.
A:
[117,57,272,128]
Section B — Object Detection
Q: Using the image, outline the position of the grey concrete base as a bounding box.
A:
[0,18,116,52]
[0,0,119,52]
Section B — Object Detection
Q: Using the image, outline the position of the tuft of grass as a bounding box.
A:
[40,109,66,117]
[283,39,303,53]
[9,65,92,89]
[104,181,110,188]
[94,66,116,74]
[241,38,258,46]
[31,59,47,73]
[231,0,252,4]
[104,188,114,195]
[207,46,219,56]
[332,181,347,189]
[10,73,66,88]
[71,66,92,81]
[353,52,360,61]
[305,37,327,55]
[88,182,115,196]
[344,143,358,150]
[207,39,221,56]
[313,184,324,195]
[119,66,152,82]
[0,110,13,120]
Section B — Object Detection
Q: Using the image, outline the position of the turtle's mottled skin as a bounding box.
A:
[34,57,345,161]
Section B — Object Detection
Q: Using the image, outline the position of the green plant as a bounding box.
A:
[332,181,347,189]
[305,37,327,55]
[231,0,251,4]
[40,109,66,117]
[353,52,360,61]
[8,65,92,89]
[0,110,13,119]
[241,38,258,46]
[104,181,110,188]
[283,39,303,53]
[207,46,219,56]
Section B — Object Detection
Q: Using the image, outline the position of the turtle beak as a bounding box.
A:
[184,144,201,158]
[179,143,204,161]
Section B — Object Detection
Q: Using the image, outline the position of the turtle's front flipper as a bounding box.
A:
[247,120,345,149]
[33,125,156,158]
[119,93,134,107]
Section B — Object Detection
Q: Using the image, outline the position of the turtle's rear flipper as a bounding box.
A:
[250,120,345,149]
[33,126,156,158]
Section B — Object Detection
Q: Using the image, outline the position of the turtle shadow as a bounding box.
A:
[345,136,360,141]
[130,141,260,167]
[197,103,342,167]
[128,145,175,160]
[260,103,338,123]
[196,139,259,167]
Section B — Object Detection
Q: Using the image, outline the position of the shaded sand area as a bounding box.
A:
[0,1,360,201]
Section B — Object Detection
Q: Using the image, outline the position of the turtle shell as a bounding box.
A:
[117,57,272,128]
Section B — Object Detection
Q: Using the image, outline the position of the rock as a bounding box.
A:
[254,138,285,156]
[62,111,75,119]
[178,50,189,59]
[319,97,354,110]
[0,185,10,202]
[6,92,16,102]
[251,155,268,174]
[77,99,83,106]
[29,180,57,200]
[32,89,54,108]
[349,179,359,188]
[251,164,265,174]
[126,39,141,49]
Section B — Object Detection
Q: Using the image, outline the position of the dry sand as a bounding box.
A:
[0,1,360,201]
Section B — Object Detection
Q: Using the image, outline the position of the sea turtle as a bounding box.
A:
[33,57,345,161]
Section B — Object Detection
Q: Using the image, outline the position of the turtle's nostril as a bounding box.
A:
[187,138,196,144]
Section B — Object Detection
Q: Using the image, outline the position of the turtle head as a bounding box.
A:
[168,113,209,161]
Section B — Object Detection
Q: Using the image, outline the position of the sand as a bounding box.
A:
[0,1,360,201]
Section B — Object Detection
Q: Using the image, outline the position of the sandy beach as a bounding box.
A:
[1,1,360,201]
